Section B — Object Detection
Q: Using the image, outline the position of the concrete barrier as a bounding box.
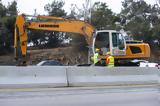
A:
[67,67,160,87]
[0,66,159,88]
[0,66,67,88]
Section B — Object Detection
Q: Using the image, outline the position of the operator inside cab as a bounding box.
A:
[106,52,115,67]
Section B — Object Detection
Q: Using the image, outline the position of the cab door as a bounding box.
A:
[110,32,126,56]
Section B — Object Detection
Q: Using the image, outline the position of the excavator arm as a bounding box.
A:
[14,14,95,64]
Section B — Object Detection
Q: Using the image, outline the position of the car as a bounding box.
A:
[116,59,149,66]
[131,59,159,68]
[131,59,148,63]
[36,60,63,66]
[76,64,92,66]
[139,62,158,67]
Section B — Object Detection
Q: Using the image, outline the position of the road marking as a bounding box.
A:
[0,83,159,92]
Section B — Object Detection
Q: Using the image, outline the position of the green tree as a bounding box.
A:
[0,0,6,17]
[0,0,17,54]
[44,0,67,47]
[28,0,67,48]
[6,0,17,16]
[44,0,66,17]
[121,0,160,45]
[91,2,118,30]
[67,2,120,46]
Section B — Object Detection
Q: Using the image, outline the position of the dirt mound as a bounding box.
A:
[150,50,160,63]
[0,54,16,65]
[0,46,159,65]
[0,46,88,65]
[27,46,88,65]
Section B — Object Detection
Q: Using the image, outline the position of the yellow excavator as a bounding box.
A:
[14,14,150,65]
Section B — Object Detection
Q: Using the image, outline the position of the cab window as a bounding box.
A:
[112,32,125,50]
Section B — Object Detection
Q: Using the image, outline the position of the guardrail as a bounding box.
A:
[0,66,159,88]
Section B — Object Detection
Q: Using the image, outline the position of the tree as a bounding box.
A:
[28,0,67,48]
[91,2,118,30]
[121,0,160,45]
[44,0,66,17]
[67,2,120,46]
[0,0,6,17]
[6,0,17,16]
[44,0,67,47]
[0,0,17,54]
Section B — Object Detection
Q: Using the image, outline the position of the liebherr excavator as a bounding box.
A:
[14,14,150,65]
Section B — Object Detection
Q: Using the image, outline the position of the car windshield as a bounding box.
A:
[42,61,63,66]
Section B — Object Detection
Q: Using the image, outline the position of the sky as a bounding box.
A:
[1,0,158,15]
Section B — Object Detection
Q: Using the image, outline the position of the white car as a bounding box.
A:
[139,62,158,67]
[131,59,148,63]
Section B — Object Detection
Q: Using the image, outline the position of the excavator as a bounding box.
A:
[14,14,150,65]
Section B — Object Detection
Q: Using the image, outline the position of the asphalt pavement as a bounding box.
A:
[0,85,159,106]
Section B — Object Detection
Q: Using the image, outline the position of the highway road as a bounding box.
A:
[0,85,159,106]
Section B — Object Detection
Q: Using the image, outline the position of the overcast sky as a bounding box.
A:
[1,0,157,15]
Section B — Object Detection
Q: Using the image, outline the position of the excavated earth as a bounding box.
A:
[0,46,159,66]
[0,46,88,66]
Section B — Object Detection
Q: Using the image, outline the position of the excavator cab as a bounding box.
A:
[92,30,126,56]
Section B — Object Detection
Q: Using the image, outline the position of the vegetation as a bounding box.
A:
[0,0,17,54]
[121,0,160,46]
[28,0,67,48]
[91,2,119,30]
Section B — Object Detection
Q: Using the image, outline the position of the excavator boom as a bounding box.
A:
[14,14,94,64]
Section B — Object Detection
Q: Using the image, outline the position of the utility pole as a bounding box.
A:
[34,9,37,16]
[83,0,92,24]
[84,0,93,64]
